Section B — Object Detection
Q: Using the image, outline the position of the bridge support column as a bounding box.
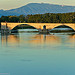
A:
[1,23,11,34]
[38,25,50,34]
[39,29,49,34]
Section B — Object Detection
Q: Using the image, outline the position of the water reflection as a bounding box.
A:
[69,34,75,39]
[0,32,75,75]
[68,35,75,47]
[1,33,75,47]
[29,34,61,45]
[1,34,20,46]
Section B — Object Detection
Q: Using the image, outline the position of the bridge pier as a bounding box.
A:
[38,25,50,34]
[1,22,11,34]
[39,29,50,34]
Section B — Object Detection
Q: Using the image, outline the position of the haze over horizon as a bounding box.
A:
[0,0,75,10]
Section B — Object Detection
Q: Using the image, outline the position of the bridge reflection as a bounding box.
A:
[68,35,75,47]
[69,35,75,39]
[29,34,61,45]
[1,34,61,46]
[1,33,75,47]
[1,34,20,46]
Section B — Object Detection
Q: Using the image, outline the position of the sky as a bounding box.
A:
[0,0,75,10]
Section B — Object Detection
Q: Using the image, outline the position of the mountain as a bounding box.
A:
[0,3,75,16]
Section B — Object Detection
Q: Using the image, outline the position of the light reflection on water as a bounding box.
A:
[1,33,75,47]
[0,32,75,75]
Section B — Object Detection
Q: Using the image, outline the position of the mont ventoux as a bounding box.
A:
[0,3,75,17]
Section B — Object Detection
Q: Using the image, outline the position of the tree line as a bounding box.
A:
[0,12,75,23]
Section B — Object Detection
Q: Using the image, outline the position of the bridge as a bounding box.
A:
[1,22,75,31]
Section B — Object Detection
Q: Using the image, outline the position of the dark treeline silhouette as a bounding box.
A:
[0,12,75,23]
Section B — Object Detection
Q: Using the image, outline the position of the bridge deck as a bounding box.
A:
[1,22,75,31]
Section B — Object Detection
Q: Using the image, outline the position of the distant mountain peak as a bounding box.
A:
[0,3,75,17]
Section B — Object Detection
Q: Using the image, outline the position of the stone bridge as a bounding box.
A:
[1,22,75,31]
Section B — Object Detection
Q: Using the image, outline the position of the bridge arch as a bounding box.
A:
[1,22,75,31]
[51,24,75,31]
[11,24,38,30]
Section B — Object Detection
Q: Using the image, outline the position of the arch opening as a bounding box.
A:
[50,25,75,33]
[11,24,38,33]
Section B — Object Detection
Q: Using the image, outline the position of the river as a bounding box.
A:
[0,29,75,75]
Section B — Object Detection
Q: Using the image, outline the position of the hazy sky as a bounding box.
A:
[0,0,75,10]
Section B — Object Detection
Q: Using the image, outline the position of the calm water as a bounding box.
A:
[0,29,75,75]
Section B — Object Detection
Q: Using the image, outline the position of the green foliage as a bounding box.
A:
[0,12,75,23]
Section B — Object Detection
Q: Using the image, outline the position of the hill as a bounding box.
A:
[0,3,75,16]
